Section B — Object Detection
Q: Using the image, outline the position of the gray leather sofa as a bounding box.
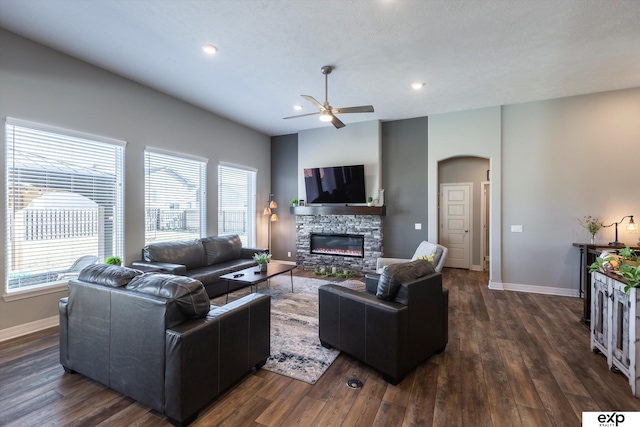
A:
[59,264,270,426]
[132,234,267,298]
[318,260,448,385]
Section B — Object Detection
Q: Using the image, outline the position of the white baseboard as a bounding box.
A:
[470,264,483,271]
[488,280,503,290]
[489,281,579,297]
[0,315,59,343]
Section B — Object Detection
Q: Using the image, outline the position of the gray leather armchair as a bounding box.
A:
[318,264,448,385]
[59,264,270,426]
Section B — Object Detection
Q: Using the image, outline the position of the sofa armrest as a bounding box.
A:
[58,297,69,368]
[164,293,270,424]
[376,257,410,273]
[131,261,187,276]
[240,247,268,259]
[207,293,271,385]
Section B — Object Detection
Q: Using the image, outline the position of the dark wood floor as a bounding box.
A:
[2,268,640,426]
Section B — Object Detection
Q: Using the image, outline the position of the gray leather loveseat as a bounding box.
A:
[59,264,270,426]
[132,234,267,298]
[318,260,448,384]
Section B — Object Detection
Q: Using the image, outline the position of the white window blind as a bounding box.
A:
[218,164,256,247]
[144,149,207,245]
[5,118,124,292]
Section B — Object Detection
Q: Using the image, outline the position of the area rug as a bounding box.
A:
[213,275,365,384]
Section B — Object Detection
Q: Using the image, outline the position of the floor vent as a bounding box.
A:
[346,378,363,389]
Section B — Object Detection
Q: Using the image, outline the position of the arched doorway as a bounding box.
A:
[438,156,490,271]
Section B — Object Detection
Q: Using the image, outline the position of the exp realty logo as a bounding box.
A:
[583,412,638,427]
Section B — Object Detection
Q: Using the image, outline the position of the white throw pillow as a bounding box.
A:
[411,241,442,266]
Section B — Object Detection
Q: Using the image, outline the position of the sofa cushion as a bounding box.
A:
[126,273,210,319]
[187,259,256,284]
[143,239,206,270]
[78,264,143,287]
[412,241,443,266]
[201,234,243,265]
[376,259,434,301]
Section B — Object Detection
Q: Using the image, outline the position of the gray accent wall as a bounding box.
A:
[270,133,298,261]
[0,30,271,333]
[381,117,429,258]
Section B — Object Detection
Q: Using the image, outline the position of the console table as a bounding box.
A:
[573,243,640,326]
[591,271,640,397]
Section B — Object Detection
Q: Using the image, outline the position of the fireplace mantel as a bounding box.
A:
[290,205,386,216]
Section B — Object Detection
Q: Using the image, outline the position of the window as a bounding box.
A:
[145,149,207,245]
[218,164,256,247]
[5,118,124,294]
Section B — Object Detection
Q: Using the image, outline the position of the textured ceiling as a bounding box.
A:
[1,0,639,136]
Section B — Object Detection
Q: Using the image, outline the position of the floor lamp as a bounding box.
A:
[263,194,278,253]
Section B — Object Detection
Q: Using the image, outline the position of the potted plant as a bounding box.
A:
[618,247,639,267]
[105,255,122,266]
[366,196,373,207]
[618,263,640,292]
[589,247,640,292]
[253,252,272,272]
[291,198,299,207]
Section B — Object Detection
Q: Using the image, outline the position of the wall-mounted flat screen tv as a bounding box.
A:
[304,164,366,204]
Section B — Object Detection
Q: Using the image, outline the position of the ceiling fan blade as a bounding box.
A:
[331,115,346,129]
[283,111,320,120]
[301,95,325,111]
[331,105,375,114]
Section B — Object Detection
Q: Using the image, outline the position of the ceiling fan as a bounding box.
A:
[283,65,374,129]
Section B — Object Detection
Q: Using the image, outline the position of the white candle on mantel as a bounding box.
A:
[332,266,337,274]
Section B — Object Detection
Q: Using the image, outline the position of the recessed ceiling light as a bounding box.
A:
[293,104,303,111]
[202,44,218,55]
[411,82,425,90]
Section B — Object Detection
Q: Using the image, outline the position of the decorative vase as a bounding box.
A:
[590,234,596,244]
[259,263,267,272]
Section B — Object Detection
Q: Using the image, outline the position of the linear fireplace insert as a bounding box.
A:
[310,233,364,258]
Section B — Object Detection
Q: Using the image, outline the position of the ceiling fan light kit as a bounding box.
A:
[319,111,333,122]
[283,65,374,129]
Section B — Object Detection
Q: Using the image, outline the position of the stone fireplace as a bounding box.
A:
[294,208,384,274]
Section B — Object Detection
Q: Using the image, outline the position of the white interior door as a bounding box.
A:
[440,183,471,269]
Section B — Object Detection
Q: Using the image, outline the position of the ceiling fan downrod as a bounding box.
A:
[321,65,332,108]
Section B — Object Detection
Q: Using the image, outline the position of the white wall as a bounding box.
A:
[0,30,271,335]
[297,120,381,203]
[429,89,640,296]
[428,106,503,286]
[502,89,640,294]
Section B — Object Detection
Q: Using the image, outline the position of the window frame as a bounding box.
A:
[217,163,257,247]
[144,147,207,246]
[4,118,125,300]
